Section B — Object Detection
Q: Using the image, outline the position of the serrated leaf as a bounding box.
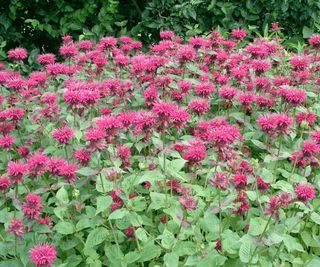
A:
[310,212,320,225]
[96,175,113,193]
[139,242,161,262]
[76,218,92,231]
[251,139,266,150]
[54,221,75,235]
[239,239,256,264]
[164,252,179,267]
[173,241,197,256]
[135,228,148,242]
[77,167,98,176]
[109,208,129,220]
[85,227,108,249]
[56,186,69,204]
[248,217,269,236]
[96,196,112,215]
[283,234,304,252]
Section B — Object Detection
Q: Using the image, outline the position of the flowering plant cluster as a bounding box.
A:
[1,29,320,267]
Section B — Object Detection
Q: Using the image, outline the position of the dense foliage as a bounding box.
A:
[1,29,320,266]
[2,0,320,54]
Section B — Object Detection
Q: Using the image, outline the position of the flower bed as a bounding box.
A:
[1,30,320,266]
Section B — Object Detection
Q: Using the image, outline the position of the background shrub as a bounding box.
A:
[1,0,320,55]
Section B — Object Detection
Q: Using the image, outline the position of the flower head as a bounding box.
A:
[29,244,57,267]
[295,183,316,202]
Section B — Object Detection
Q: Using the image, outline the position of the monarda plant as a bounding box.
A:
[0,30,320,266]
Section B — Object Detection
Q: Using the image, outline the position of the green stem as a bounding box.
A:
[218,189,222,240]
[107,220,123,262]
[248,215,273,265]
[98,156,106,194]
[277,135,283,157]
[272,212,309,263]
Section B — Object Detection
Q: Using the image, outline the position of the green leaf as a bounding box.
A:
[54,221,75,235]
[109,208,129,220]
[149,192,166,210]
[125,251,140,264]
[272,180,294,193]
[222,230,240,255]
[0,260,23,267]
[139,242,161,262]
[85,227,108,249]
[56,186,69,204]
[77,167,98,176]
[248,217,269,236]
[251,139,266,150]
[160,229,176,249]
[96,175,113,193]
[164,253,179,267]
[301,231,319,247]
[96,196,112,215]
[135,228,148,242]
[204,211,220,235]
[76,218,92,231]
[310,212,320,225]
[239,238,256,263]
[283,234,304,252]
[303,26,313,38]
[173,241,197,256]
[306,256,320,267]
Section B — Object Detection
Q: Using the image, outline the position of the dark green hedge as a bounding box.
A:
[1,0,320,55]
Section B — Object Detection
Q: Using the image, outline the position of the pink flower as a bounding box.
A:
[232,173,247,190]
[179,196,198,211]
[302,140,320,156]
[296,112,317,126]
[160,31,175,39]
[36,215,53,228]
[188,98,210,115]
[289,56,310,70]
[22,194,43,219]
[7,161,28,184]
[278,86,307,106]
[2,107,25,121]
[234,192,250,215]
[29,244,57,267]
[195,82,215,98]
[251,59,271,73]
[295,183,316,202]
[238,93,254,108]
[0,135,14,149]
[27,154,49,177]
[58,163,78,183]
[8,218,25,237]
[177,45,196,62]
[152,101,177,119]
[210,172,229,190]
[312,130,320,144]
[231,28,246,40]
[37,54,56,65]
[309,34,320,48]
[219,86,238,100]
[8,48,28,61]
[17,146,29,158]
[256,176,270,192]
[258,114,293,135]
[59,44,78,58]
[124,227,135,238]
[79,40,94,51]
[52,127,74,145]
[0,176,10,191]
[183,140,206,165]
[74,149,91,165]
